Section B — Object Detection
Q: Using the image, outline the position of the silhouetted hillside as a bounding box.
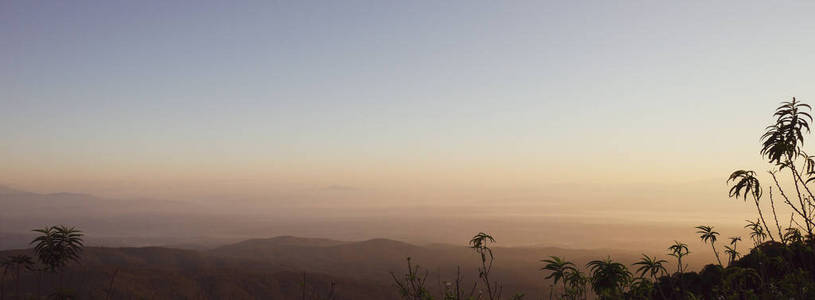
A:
[209,236,681,298]
[0,246,394,299]
[2,235,686,299]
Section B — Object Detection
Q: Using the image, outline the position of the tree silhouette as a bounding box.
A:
[728,170,776,241]
[632,254,667,280]
[695,225,722,265]
[631,254,667,299]
[667,241,689,274]
[723,246,739,267]
[31,225,83,298]
[586,257,631,300]
[540,256,575,299]
[469,232,500,300]
[760,97,815,235]
[761,98,811,164]
[724,237,741,265]
[31,226,84,273]
[390,257,431,300]
[745,220,767,247]
[564,270,588,300]
[783,227,804,244]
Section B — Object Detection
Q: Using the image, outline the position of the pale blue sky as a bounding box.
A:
[2,1,815,224]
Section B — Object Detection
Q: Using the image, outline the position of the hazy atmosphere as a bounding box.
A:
[3,1,815,299]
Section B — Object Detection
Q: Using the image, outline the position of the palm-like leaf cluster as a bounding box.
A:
[783,227,804,244]
[31,225,84,272]
[696,225,722,265]
[541,256,575,286]
[727,170,777,241]
[468,232,495,257]
[723,246,739,266]
[667,241,689,274]
[632,255,667,280]
[468,232,499,300]
[723,236,741,265]
[761,98,812,164]
[540,256,577,298]
[745,220,767,247]
[586,258,631,299]
[728,170,762,200]
[564,270,589,299]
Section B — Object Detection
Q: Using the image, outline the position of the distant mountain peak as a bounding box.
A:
[348,238,419,250]
[45,192,95,198]
[214,236,348,251]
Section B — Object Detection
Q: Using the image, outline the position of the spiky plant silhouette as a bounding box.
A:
[540,256,575,299]
[632,254,667,299]
[783,227,804,244]
[632,254,667,280]
[667,241,689,274]
[31,225,83,298]
[723,237,741,265]
[695,225,722,265]
[564,270,588,300]
[469,232,500,300]
[390,257,432,300]
[759,98,815,235]
[626,278,654,299]
[745,219,767,247]
[723,246,738,267]
[31,226,83,273]
[728,170,777,241]
[586,257,631,300]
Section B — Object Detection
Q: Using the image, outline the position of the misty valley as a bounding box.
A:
[5,1,815,299]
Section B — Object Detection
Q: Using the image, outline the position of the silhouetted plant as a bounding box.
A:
[761,99,811,163]
[391,257,432,300]
[586,257,630,300]
[695,225,722,265]
[728,170,776,241]
[564,270,588,300]
[745,219,767,247]
[540,256,574,299]
[632,254,667,281]
[377,98,815,299]
[724,237,741,266]
[632,254,667,299]
[761,98,815,235]
[768,170,815,234]
[469,232,500,300]
[31,225,83,273]
[625,278,654,300]
[667,241,689,274]
[783,227,804,244]
[31,225,83,298]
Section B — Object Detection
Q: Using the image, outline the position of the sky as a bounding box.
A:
[3,1,815,235]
